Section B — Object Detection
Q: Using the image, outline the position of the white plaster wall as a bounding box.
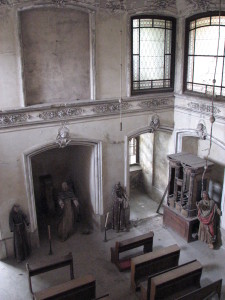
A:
[140,133,154,196]
[0,7,22,109]
[20,8,90,105]
[95,11,126,100]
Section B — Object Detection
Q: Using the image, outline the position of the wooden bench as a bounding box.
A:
[131,244,180,290]
[176,279,222,300]
[26,252,74,296]
[111,231,154,271]
[33,274,95,300]
[140,260,202,300]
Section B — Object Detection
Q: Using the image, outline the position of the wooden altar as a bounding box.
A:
[163,152,214,242]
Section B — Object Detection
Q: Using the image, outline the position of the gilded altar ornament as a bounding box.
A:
[56,123,71,148]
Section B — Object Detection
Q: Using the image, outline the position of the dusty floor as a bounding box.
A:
[0,192,224,300]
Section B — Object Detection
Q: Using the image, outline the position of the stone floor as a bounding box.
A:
[0,192,225,300]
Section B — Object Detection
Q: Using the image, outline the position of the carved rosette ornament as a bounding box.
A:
[139,98,170,109]
[149,114,160,132]
[187,102,221,115]
[56,123,71,148]
[92,101,132,114]
[0,113,30,126]
[39,107,83,120]
[196,122,207,140]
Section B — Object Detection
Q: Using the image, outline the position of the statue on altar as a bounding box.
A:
[112,182,130,232]
[197,191,222,249]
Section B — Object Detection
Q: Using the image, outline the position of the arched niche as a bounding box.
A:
[23,139,102,245]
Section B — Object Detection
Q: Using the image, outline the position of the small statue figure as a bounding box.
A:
[57,181,79,241]
[197,191,222,249]
[112,182,130,232]
[9,204,30,262]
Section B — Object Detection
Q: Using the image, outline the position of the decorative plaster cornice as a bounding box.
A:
[185,0,216,11]
[138,98,171,109]
[0,113,30,125]
[39,107,84,120]
[187,101,221,115]
[0,96,174,129]
[92,101,132,114]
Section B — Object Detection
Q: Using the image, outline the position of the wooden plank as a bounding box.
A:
[150,261,202,300]
[131,244,180,290]
[111,231,154,272]
[176,279,222,300]
[140,260,198,300]
[34,275,95,300]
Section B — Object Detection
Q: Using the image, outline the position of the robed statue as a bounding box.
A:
[197,191,222,249]
[9,204,30,262]
[112,182,130,232]
[57,181,79,241]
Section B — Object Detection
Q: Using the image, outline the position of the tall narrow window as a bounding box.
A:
[129,137,139,165]
[184,12,225,97]
[131,16,176,94]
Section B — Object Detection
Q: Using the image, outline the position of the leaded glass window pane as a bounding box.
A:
[140,19,152,27]
[185,13,225,97]
[133,28,139,55]
[131,16,175,93]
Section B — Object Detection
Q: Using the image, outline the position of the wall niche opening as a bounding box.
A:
[31,145,96,242]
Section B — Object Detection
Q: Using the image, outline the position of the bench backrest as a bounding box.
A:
[131,244,180,290]
[33,274,95,300]
[115,231,154,259]
[26,252,74,295]
[176,279,222,300]
[149,260,202,300]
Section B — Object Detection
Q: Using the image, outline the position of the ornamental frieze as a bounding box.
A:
[138,98,171,109]
[39,107,84,120]
[187,102,221,115]
[92,101,132,114]
[0,113,30,125]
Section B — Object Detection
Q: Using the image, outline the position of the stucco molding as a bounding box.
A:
[138,98,171,109]
[187,101,221,115]
[92,101,132,114]
[0,112,30,125]
[0,96,174,129]
[39,107,84,120]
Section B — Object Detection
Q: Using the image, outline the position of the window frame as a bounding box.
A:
[131,15,176,95]
[183,11,225,99]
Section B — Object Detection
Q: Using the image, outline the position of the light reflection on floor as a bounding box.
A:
[129,189,162,220]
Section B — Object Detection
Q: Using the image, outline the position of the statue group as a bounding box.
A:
[197,191,222,249]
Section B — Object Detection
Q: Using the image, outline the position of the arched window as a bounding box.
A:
[184,12,225,98]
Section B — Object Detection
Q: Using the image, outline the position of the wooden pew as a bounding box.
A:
[26,252,74,295]
[111,231,154,271]
[131,244,180,290]
[176,279,222,300]
[33,274,95,300]
[140,260,202,300]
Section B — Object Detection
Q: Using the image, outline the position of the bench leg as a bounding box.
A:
[143,242,152,253]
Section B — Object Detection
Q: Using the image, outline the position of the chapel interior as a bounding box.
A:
[0,0,225,299]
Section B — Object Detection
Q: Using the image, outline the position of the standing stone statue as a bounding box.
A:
[112,182,130,232]
[197,191,222,249]
[57,181,79,241]
[9,204,30,262]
